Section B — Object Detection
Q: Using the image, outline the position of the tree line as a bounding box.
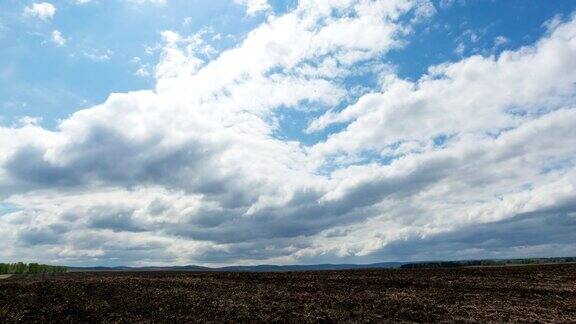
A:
[0,262,68,274]
[400,257,576,269]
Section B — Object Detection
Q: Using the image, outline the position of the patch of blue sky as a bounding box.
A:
[273,105,348,146]
[484,126,514,140]
[315,151,401,177]
[273,59,387,145]
[0,202,18,216]
[267,0,298,15]
[540,158,575,175]
[432,134,450,148]
[314,140,413,176]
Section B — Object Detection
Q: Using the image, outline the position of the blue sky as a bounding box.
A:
[1,0,576,266]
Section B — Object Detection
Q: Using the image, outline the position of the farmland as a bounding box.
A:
[1,264,575,322]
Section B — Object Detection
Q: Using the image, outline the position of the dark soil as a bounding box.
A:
[1,264,575,323]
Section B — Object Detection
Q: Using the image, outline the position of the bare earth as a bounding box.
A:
[1,264,575,323]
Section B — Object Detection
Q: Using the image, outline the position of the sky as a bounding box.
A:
[0,0,575,267]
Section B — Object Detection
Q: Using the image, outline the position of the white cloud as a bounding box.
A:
[301,13,576,257]
[494,35,509,47]
[309,16,576,155]
[234,0,271,16]
[454,42,465,55]
[1,0,431,265]
[82,49,113,62]
[439,0,455,9]
[135,66,152,77]
[1,1,575,266]
[543,14,564,32]
[51,30,66,46]
[18,116,43,126]
[24,2,56,21]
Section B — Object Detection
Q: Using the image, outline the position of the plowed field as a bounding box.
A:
[1,264,575,322]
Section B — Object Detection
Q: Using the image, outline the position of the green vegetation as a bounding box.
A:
[400,257,576,269]
[0,262,67,274]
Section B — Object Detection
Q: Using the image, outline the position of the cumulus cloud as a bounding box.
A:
[24,2,56,21]
[51,30,66,46]
[1,1,575,266]
[372,207,576,262]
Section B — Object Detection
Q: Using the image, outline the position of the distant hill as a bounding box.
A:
[217,262,404,272]
[68,265,212,272]
[68,262,404,272]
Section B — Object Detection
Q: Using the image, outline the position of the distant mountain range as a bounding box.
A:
[68,262,405,272]
[67,256,576,272]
